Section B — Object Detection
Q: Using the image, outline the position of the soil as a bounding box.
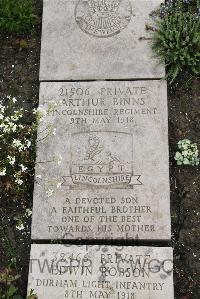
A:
[0,1,199,298]
[169,79,200,299]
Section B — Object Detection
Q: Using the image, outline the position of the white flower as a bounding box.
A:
[16,223,25,231]
[4,117,10,122]
[26,209,32,217]
[3,124,9,133]
[46,189,54,197]
[11,115,19,121]
[34,107,47,118]
[0,168,6,176]
[20,164,28,172]
[0,103,5,111]
[12,97,17,103]
[15,178,23,185]
[12,124,17,132]
[26,140,31,148]
[7,156,16,166]
[13,139,24,151]
[13,139,22,147]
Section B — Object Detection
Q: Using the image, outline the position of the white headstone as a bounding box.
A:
[40,0,164,80]
[28,244,174,299]
[31,80,170,240]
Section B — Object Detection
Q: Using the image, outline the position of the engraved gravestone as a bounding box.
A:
[28,244,174,299]
[40,0,165,80]
[31,80,171,240]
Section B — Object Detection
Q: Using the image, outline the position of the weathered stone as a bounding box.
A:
[31,80,170,240]
[28,244,174,299]
[40,0,164,80]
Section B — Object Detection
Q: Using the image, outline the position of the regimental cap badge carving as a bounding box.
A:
[88,0,120,14]
[75,0,132,38]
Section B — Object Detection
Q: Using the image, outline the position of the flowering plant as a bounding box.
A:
[0,96,37,196]
[174,139,199,166]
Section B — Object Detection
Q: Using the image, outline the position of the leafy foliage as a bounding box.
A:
[158,0,200,18]
[175,139,199,165]
[152,12,200,82]
[0,265,22,299]
[0,267,37,299]
[0,272,20,299]
[0,0,36,35]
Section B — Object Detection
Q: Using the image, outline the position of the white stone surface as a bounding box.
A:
[40,0,165,80]
[31,80,170,240]
[28,244,174,299]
